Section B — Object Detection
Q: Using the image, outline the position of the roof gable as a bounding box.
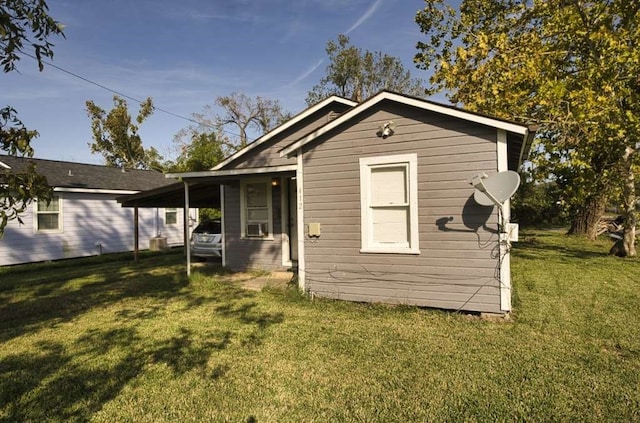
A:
[279,91,536,162]
[214,96,357,170]
[0,155,172,192]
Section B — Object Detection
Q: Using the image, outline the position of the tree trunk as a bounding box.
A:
[622,146,637,257]
[568,194,607,240]
[623,222,636,257]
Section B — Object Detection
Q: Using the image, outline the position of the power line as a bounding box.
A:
[14,49,252,141]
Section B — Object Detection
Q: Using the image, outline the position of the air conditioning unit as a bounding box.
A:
[246,223,267,237]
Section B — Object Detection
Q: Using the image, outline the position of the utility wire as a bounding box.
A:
[14,49,252,141]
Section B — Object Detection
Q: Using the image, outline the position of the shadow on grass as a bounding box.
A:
[0,255,186,343]
[514,236,608,260]
[0,254,285,421]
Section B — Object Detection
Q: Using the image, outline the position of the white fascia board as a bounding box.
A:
[213,96,357,170]
[497,129,508,172]
[518,126,538,165]
[280,91,530,157]
[54,187,139,195]
[166,164,298,180]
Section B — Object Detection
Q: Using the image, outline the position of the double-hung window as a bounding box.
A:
[241,180,273,238]
[359,154,419,254]
[165,208,178,225]
[35,194,62,232]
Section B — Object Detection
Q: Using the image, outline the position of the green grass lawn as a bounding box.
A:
[1,230,639,422]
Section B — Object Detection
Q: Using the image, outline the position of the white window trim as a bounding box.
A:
[33,194,63,233]
[240,179,274,240]
[359,153,420,254]
[280,176,292,267]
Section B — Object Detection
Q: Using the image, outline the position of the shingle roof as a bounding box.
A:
[0,155,172,192]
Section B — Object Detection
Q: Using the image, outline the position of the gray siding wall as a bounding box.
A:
[223,182,286,271]
[0,192,189,266]
[223,106,351,170]
[302,102,503,313]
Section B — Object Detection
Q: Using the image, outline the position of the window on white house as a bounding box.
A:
[35,195,62,232]
[241,180,273,238]
[165,208,178,225]
[359,154,419,254]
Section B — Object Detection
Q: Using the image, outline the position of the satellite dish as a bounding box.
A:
[470,171,520,207]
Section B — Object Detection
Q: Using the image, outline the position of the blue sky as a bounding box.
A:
[2,0,438,165]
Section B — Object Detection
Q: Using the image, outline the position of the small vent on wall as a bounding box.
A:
[327,111,341,122]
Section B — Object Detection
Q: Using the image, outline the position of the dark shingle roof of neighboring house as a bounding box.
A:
[0,155,172,192]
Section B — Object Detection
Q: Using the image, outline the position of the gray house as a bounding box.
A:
[0,156,195,266]
[167,91,535,314]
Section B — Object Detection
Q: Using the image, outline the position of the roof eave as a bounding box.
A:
[213,96,357,170]
[279,91,532,157]
[518,124,539,166]
[166,164,298,181]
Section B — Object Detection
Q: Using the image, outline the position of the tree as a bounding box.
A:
[169,132,224,173]
[1,0,65,234]
[215,92,290,150]
[306,34,427,105]
[86,96,159,170]
[166,132,225,221]
[415,0,640,255]
[0,0,64,73]
[512,172,565,227]
[1,108,52,231]
[173,92,290,157]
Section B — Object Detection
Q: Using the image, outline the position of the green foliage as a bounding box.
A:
[198,208,220,221]
[166,132,224,221]
[143,146,165,172]
[168,132,224,173]
[86,96,159,170]
[0,0,65,73]
[307,34,426,105]
[512,177,565,227]
[1,0,62,233]
[415,0,640,242]
[1,109,52,232]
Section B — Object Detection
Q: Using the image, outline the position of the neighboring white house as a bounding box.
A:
[0,155,195,266]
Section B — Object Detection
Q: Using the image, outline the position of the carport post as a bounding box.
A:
[184,181,191,277]
[134,207,139,262]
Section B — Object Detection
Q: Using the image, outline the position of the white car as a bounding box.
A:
[190,220,222,259]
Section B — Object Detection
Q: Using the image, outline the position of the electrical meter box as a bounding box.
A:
[308,223,321,237]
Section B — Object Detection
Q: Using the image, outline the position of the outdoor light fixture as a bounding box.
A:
[271,178,280,187]
[378,120,396,138]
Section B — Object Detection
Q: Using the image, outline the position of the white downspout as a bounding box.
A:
[184,181,191,277]
[220,184,226,267]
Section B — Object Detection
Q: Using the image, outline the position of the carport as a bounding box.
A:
[117,181,221,275]
[117,165,297,275]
